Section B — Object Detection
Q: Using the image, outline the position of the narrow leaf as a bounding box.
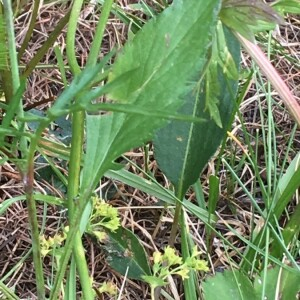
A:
[105,168,213,223]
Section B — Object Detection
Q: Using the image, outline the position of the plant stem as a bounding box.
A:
[3,0,45,298]
[21,10,71,79]
[151,287,155,300]
[87,0,114,67]
[50,189,98,300]
[67,0,83,75]
[237,33,300,127]
[24,169,45,299]
[2,0,19,94]
[168,202,182,247]
[2,0,27,151]
[25,124,47,299]
[169,183,186,246]
[65,1,94,299]
[17,0,40,61]
[67,109,94,299]
[64,1,115,298]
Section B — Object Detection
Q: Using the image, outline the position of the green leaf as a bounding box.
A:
[142,276,167,288]
[274,152,300,210]
[242,153,300,270]
[105,168,214,223]
[272,0,300,14]
[271,201,300,259]
[0,13,9,70]
[105,168,176,205]
[102,226,151,280]
[220,0,283,41]
[153,27,240,197]
[81,0,221,194]
[0,197,23,216]
[203,270,255,300]
[0,194,63,216]
[108,0,220,104]
[254,265,300,300]
[269,153,300,259]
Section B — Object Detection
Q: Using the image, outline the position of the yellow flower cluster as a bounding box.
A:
[143,245,209,289]
[87,197,120,242]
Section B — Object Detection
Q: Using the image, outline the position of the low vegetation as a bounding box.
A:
[0,0,299,299]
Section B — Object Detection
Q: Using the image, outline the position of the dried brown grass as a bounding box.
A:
[0,1,299,299]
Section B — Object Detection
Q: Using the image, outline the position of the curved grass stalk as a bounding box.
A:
[236,33,300,127]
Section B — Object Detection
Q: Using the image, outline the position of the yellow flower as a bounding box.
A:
[163,246,182,266]
[153,251,162,264]
[176,267,190,279]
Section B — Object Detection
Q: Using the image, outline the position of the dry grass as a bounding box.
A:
[0,1,299,299]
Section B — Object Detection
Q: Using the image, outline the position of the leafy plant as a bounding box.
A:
[0,0,299,299]
[144,246,209,299]
[203,265,300,300]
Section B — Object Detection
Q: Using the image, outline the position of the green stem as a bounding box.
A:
[67,0,83,75]
[67,110,93,300]
[25,125,47,299]
[50,189,98,300]
[17,0,40,61]
[26,121,70,300]
[65,1,93,299]
[24,172,45,299]
[3,0,45,298]
[0,280,20,300]
[151,287,156,300]
[87,0,114,67]
[169,184,185,247]
[2,0,19,94]
[2,0,27,151]
[21,11,71,79]
[168,202,182,247]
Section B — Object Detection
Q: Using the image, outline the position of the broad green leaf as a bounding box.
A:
[254,265,300,300]
[107,0,221,104]
[48,63,104,117]
[101,226,151,280]
[203,270,255,300]
[153,27,240,197]
[81,0,221,193]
